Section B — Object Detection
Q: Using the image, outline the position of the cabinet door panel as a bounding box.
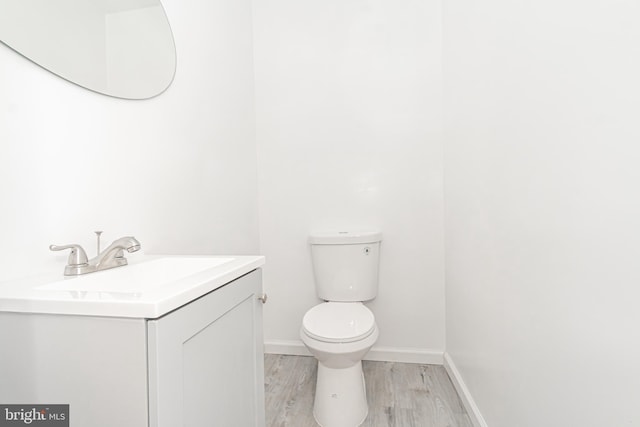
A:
[148,270,265,427]
[183,295,255,426]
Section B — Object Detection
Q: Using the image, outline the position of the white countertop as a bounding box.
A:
[0,255,265,318]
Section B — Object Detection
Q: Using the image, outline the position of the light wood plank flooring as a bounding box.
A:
[265,354,473,427]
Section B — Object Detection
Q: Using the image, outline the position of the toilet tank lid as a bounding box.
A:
[309,231,382,245]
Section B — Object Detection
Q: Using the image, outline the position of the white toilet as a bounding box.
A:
[300,231,382,427]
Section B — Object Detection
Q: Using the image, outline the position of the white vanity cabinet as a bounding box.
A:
[0,258,265,427]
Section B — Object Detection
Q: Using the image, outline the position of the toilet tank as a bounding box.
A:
[309,231,382,302]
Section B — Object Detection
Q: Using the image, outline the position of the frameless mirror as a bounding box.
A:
[0,0,176,99]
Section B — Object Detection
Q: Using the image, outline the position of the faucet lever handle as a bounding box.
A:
[49,244,89,266]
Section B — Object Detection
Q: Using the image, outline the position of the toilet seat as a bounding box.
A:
[302,302,376,343]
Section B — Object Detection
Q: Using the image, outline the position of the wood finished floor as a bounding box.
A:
[264,354,473,427]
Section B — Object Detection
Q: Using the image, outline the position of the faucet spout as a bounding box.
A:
[90,236,141,269]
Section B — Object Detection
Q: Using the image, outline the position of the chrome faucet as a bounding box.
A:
[50,235,141,276]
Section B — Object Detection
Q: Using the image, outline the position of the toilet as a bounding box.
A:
[300,231,382,427]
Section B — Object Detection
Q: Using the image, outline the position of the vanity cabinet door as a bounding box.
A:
[147,270,265,427]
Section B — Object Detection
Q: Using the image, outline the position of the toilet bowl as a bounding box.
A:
[300,302,379,427]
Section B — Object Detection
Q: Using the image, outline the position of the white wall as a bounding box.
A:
[253,0,445,358]
[444,0,640,425]
[0,0,259,282]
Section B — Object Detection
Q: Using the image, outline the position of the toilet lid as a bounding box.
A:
[302,302,376,343]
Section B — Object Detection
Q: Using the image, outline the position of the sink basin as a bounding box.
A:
[37,257,234,293]
[0,255,265,318]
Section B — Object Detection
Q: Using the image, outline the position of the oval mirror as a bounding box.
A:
[0,0,176,99]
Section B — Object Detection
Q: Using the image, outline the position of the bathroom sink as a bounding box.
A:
[36,257,233,293]
[0,255,265,318]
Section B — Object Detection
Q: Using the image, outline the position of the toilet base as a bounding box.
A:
[313,361,368,427]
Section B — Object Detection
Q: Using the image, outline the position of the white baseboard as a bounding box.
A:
[264,340,312,357]
[443,353,488,427]
[366,346,443,364]
[264,339,444,365]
